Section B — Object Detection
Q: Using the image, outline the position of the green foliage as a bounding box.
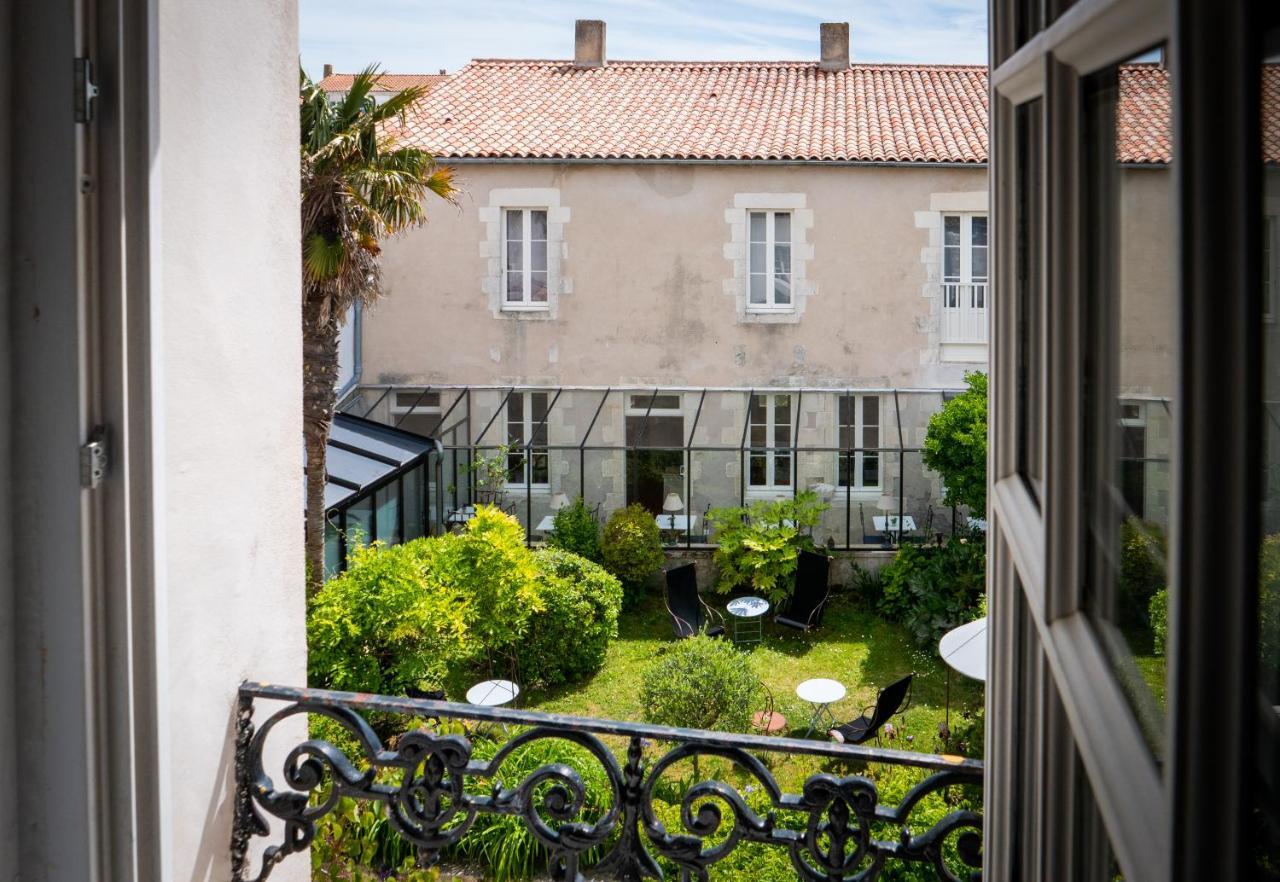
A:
[308,507,619,696]
[469,443,513,500]
[1119,517,1168,630]
[601,504,665,606]
[1149,588,1169,656]
[524,548,623,688]
[311,797,436,880]
[706,491,829,605]
[922,372,988,513]
[546,496,602,563]
[1260,534,1280,671]
[877,531,986,648]
[455,736,615,881]
[640,634,762,732]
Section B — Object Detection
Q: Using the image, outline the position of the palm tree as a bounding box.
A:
[300,66,456,593]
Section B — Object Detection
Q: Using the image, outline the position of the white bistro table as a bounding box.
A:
[796,677,847,736]
[655,514,699,533]
[938,616,988,732]
[535,515,557,534]
[465,679,520,707]
[726,596,770,646]
[872,515,917,534]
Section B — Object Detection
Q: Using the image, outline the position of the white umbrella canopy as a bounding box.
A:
[938,616,988,682]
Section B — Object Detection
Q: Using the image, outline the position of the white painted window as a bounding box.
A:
[503,208,549,309]
[941,213,989,343]
[1265,214,1277,322]
[390,390,441,436]
[747,211,793,311]
[506,391,549,488]
[837,394,881,489]
[748,393,792,488]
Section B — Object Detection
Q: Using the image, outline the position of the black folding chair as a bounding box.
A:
[664,563,725,639]
[829,673,914,745]
[775,550,832,631]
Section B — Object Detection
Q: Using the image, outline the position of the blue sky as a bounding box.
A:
[300,0,988,79]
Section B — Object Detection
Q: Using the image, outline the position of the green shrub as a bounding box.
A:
[524,548,622,688]
[923,371,988,513]
[545,496,601,563]
[877,530,986,648]
[1119,517,1167,631]
[706,491,828,605]
[1149,588,1169,656]
[308,506,618,697]
[601,503,665,606]
[312,796,438,881]
[640,634,761,732]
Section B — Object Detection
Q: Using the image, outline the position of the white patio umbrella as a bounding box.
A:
[938,616,988,733]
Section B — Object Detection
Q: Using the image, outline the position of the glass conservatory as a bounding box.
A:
[322,412,442,576]
[337,385,996,549]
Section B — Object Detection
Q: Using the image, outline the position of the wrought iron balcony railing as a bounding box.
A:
[232,682,983,882]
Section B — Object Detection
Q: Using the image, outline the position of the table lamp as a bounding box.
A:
[549,491,570,511]
[662,492,683,530]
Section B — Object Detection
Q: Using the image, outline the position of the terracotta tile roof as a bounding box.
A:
[395,60,989,163]
[390,60,1279,165]
[319,73,447,93]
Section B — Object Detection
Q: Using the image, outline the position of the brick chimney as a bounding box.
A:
[575,20,606,68]
[323,63,334,78]
[819,22,850,71]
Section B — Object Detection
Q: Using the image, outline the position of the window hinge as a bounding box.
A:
[80,426,108,489]
[74,57,99,123]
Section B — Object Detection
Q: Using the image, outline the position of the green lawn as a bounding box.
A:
[520,587,986,763]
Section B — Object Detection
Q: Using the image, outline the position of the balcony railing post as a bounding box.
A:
[230,691,257,882]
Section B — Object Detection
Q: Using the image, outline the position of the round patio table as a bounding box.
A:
[726,596,769,646]
[796,677,846,736]
[466,679,519,707]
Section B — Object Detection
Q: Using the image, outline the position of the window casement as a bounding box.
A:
[747,210,793,312]
[505,391,549,488]
[503,208,549,310]
[837,394,881,490]
[747,393,792,489]
[941,213,989,344]
[389,390,441,437]
[1265,214,1277,322]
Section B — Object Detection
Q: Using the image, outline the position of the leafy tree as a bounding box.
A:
[922,371,988,514]
[705,491,828,604]
[301,66,457,594]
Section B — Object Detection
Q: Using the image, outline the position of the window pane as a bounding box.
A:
[838,394,852,426]
[531,238,547,272]
[532,452,549,485]
[774,455,791,485]
[750,425,766,446]
[971,215,987,246]
[774,211,791,242]
[862,452,880,487]
[530,272,548,302]
[749,274,766,304]
[506,209,522,240]
[750,243,766,275]
[375,484,401,545]
[531,391,548,420]
[530,209,547,240]
[944,215,961,245]
[749,454,766,486]
[972,247,988,279]
[508,393,523,422]
[773,274,792,304]
[1016,99,1045,492]
[863,395,879,426]
[749,211,766,241]
[505,272,523,301]
[505,240,523,272]
[1081,50,1173,755]
[944,247,960,279]
[774,395,791,424]
[750,395,766,421]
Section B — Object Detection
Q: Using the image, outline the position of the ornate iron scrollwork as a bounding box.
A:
[233,683,983,882]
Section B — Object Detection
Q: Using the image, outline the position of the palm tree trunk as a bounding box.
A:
[304,299,341,595]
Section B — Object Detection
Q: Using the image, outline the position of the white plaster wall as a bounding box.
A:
[156,0,306,878]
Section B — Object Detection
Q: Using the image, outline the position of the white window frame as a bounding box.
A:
[624,392,683,417]
[502,208,550,311]
[505,391,550,491]
[747,210,794,313]
[747,393,793,491]
[940,212,989,344]
[836,394,882,491]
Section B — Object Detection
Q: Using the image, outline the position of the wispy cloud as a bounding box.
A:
[300,0,987,77]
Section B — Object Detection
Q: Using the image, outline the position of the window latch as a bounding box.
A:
[80,426,108,489]
[74,58,99,123]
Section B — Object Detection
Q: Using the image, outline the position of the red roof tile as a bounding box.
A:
[390,60,1279,165]
[319,73,447,93]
